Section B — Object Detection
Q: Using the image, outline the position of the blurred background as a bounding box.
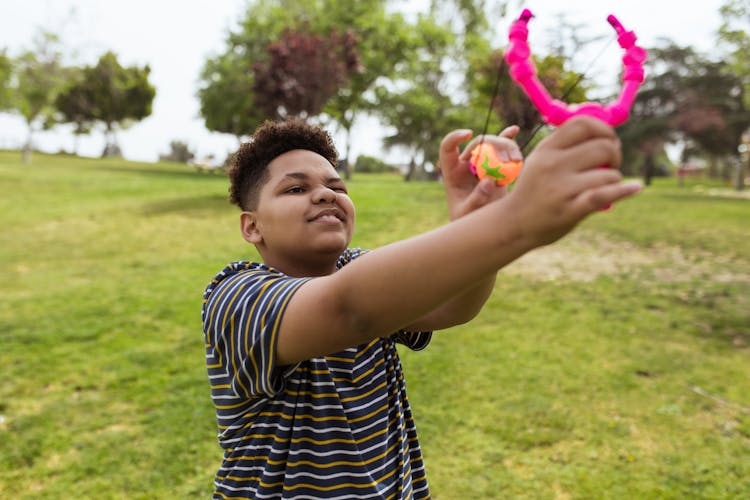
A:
[1,0,747,188]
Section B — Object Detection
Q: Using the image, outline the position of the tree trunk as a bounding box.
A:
[22,124,33,164]
[708,156,719,179]
[341,125,352,180]
[102,123,121,158]
[405,156,416,181]
[736,156,747,192]
[642,152,655,186]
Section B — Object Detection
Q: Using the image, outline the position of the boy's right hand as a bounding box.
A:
[506,116,641,248]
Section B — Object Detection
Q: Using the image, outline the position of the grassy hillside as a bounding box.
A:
[1,151,748,498]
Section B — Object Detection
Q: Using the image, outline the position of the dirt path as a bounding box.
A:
[504,229,749,284]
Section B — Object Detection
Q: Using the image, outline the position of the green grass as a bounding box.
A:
[1,152,748,498]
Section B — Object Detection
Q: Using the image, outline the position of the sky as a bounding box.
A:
[0,0,729,164]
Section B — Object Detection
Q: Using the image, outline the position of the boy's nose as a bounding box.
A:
[313,186,337,204]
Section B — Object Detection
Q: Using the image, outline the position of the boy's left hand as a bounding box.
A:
[439,125,522,220]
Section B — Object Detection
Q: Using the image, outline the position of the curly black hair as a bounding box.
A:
[228,119,339,211]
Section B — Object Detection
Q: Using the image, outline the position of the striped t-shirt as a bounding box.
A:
[202,248,432,499]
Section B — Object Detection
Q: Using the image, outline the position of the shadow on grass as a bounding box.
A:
[141,194,231,216]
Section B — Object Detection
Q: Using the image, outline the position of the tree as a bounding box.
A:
[79,52,155,157]
[12,32,66,164]
[618,43,691,181]
[55,66,93,155]
[674,60,749,181]
[622,43,750,184]
[251,24,362,121]
[320,0,414,178]
[718,0,750,189]
[199,0,391,171]
[0,49,12,111]
[159,140,195,164]
[374,14,467,180]
[198,51,264,142]
[198,0,314,141]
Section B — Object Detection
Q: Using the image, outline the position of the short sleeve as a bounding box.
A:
[391,330,432,351]
[203,267,310,401]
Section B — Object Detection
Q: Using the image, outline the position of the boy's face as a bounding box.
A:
[240,149,355,277]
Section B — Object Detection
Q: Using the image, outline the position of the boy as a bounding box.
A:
[202,117,641,498]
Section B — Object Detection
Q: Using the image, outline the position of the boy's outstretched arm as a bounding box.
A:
[276,117,642,366]
[405,125,522,330]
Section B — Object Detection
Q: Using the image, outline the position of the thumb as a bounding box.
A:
[457,178,501,216]
[499,125,520,140]
[440,129,473,169]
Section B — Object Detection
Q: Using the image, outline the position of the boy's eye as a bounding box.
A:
[286,186,305,193]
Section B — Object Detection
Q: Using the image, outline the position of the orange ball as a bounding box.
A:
[469,143,523,186]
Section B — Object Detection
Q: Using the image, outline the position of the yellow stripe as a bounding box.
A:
[236,412,395,447]
[340,380,386,403]
[224,469,396,491]
[227,440,400,469]
[325,355,353,363]
[218,409,350,430]
[347,403,388,424]
[351,357,384,384]
[213,492,253,500]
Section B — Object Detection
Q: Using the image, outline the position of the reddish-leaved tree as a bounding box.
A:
[252,25,362,121]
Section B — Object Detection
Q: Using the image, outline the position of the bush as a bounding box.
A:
[354,154,398,174]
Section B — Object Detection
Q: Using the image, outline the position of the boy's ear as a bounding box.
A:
[240,211,263,245]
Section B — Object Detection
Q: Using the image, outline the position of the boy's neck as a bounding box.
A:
[259,250,340,277]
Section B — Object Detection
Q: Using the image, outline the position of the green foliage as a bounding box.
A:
[321,0,414,167]
[1,153,748,498]
[197,0,308,137]
[719,0,750,108]
[12,33,65,125]
[622,42,749,185]
[9,32,67,163]
[198,0,410,161]
[198,51,265,138]
[82,51,155,155]
[54,66,94,138]
[0,49,11,110]
[374,13,467,176]
[158,140,196,164]
[353,154,397,173]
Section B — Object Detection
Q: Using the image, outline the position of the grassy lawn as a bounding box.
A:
[1,151,748,498]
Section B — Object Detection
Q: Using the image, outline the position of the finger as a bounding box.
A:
[440,129,473,170]
[570,180,642,216]
[459,136,523,163]
[538,116,618,151]
[555,136,622,173]
[498,125,520,139]
[564,167,625,197]
[459,178,506,215]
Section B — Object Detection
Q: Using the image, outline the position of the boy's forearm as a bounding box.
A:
[407,274,497,331]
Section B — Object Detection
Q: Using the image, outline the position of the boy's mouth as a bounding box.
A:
[309,208,345,223]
